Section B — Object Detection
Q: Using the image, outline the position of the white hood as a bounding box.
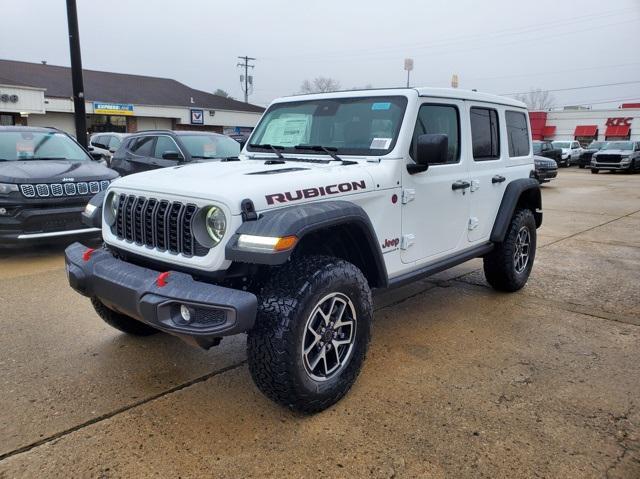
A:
[111,158,375,215]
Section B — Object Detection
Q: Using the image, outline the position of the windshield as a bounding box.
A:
[604,141,633,151]
[179,134,241,159]
[0,131,91,161]
[247,96,408,156]
[532,142,543,153]
[589,141,607,150]
[552,141,570,149]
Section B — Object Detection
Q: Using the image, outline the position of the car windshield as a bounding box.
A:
[247,96,408,156]
[552,141,570,148]
[532,142,543,153]
[0,131,90,161]
[589,141,607,150]
[179,134,241,159]
[604,141,633,151]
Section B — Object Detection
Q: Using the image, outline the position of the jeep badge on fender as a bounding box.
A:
[64,88,541,414]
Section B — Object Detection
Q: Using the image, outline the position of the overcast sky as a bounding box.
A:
[2,0,639,108]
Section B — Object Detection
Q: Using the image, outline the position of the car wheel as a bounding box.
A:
[91,297,159,336]
[484,209,537,292]
[591,169,599,174]
[247,255,372,413]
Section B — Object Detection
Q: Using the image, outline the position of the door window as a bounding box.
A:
[108,136,122,149]
[505,111,530,157]
[471,107,500,160]
[410,104,460,164]
[130,136,155,156]
[153,136,181,159]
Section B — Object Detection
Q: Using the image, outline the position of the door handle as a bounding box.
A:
[451,180,471,191]
[492,175,506,184]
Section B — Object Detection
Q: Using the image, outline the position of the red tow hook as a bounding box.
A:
[82,248,96,262]
[156,272,170,287]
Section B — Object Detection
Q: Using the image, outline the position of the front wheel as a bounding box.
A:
[483,209,537,292]
[591,168,599,174]
[247,256,372,414]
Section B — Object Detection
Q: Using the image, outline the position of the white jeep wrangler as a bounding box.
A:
[66,88,541,413]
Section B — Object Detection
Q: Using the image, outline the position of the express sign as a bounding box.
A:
[606,117,632,127]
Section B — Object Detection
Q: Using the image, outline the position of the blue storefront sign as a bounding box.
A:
[93,102,134,116]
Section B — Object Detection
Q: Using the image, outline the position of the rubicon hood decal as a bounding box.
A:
[266,180,367,205]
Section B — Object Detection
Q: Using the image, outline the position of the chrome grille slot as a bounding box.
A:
[21,184,35,197]
[51,184,64,196]
[64,183,77,195]
[89,182,100,194]
[77,182,89,195]
[112,195,205,257]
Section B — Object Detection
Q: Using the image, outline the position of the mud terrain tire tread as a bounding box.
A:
[247,255,372,414]
[484,208,537,292]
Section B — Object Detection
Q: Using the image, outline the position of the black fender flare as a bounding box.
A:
[490,178,542,243]
[225,200,388,286]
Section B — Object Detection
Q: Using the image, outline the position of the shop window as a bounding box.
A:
[0,114,14,126]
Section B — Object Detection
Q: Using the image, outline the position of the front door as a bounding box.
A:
[401,101,470,264]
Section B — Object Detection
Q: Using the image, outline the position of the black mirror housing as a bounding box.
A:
[162,151,183,160]
[408,134,448,174]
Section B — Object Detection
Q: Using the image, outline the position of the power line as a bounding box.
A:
[502,80,640,96]
[237,56,256,103]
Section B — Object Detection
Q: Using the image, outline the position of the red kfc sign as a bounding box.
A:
[606,117,632,127]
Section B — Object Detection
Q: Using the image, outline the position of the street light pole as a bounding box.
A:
[65,0,87,147]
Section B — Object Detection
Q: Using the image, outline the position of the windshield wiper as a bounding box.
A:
[294,144,357,165]
[249,143,285,159]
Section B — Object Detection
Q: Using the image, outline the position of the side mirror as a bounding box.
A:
[408,134,448,174]
[90,152,104,161]
[109,148,117,154]
[162,151,183,160]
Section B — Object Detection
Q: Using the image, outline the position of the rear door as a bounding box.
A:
[124,136,157,174]
[466,104,507,243]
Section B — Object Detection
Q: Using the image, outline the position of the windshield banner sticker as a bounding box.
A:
[370,138,392,150]
[371,102,391,111]
[261,115,310,147]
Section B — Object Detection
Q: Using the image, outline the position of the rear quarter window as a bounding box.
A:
[505,110,530,157]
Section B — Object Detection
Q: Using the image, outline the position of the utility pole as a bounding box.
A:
[237,56,256,103]
[404,58,414,88]
[65,0,87,147]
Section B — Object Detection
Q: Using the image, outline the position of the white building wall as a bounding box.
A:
[546,108,640,141]
[0,85,45,114]
[27,111,76,135]
[137,116,173,130]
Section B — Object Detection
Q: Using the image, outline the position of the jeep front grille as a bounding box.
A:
[113,194,207,257]
[20,180,110,199]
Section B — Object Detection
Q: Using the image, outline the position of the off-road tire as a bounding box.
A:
[247,255,372,414]
[591,168,599,174]
[483,208,537,292]
[91,297,159,336]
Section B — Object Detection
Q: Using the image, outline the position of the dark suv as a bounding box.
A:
[110,130,241,176]
[0,126,118,247]
[532,140,562,164]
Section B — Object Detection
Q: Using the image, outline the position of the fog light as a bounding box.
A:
[180,304,193,323]
[0,207,7,215]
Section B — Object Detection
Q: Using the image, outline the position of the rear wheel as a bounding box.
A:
[91,297,159,336]
[484,209,537,292]
[591,168,599,174]
[247,256,372,413]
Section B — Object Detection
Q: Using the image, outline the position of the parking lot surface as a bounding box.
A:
[1,169,639,478]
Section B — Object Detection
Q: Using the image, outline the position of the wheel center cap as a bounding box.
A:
[322,329,334,343]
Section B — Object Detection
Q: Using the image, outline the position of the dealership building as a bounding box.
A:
[529,104,640,145]
[0,59,264,137]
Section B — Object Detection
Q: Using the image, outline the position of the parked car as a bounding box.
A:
[0,126,118,247]
[109,130,241,176]
[532,140,562,163]
[227,134,247,149]
[591,141,640,174]
[533,155,558,183]
[552,140,583,166]
[89,132,128,165]
[66,88,542,413]
[579,140,608,168]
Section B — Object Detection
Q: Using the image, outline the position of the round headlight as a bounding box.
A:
[104,192,119,226]
[205,206,226,245]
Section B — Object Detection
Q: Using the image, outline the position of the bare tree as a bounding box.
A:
[300,77,341,94]
[515,89,555,110]
[213,89,234,99]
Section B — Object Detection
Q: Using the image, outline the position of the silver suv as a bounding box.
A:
[591,141,640,173]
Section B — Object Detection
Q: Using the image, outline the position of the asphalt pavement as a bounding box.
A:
[0,169,638,478]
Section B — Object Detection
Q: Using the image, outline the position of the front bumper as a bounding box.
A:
[0,204,100,247]
[65,242,258,348]
[591,162,631,170]
[536,168,558,182]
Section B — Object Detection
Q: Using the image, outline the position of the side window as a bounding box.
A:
[470,107,500,160]
[130,136,155,157]
[108,136,121,149]
[153,136,180,159]
[93,135,106,147]
[572,142,579,148]
[410,104,460,164]
[505,110,530,158]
